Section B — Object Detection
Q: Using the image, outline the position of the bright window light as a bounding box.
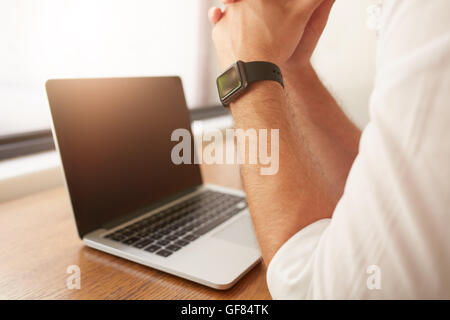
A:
[0,0,220,136]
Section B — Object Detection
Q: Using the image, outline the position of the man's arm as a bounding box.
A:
[209,0,359,263]
[284,65,361,203]
[279,0,361,202]
[227,80,335,263]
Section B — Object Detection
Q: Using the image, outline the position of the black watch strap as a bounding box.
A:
[243,61,284,88]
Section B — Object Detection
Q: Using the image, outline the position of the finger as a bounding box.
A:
[208,7,223,25]
[301,0,329,16]
[309,0,335,35]
[288,0,335,63]
[221,0,239,4]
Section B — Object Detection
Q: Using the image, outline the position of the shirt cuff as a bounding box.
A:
[266,218,331,299]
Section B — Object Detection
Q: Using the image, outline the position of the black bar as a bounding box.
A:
[0,129,55,161]
[0,300,445,317]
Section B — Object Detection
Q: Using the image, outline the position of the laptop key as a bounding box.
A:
[148,233,164,240]
[173,230,187,237]
[105,233,125,241]
[144,245,161,253]
[156,249,173,257]
[174,240,189,247]
[122,236,140,245]
[166,225,177,231]
[166,234,178,241]
[183,234,198,242]
[122,230,135,237]
[166,244,181,252]
[136,231,150,237]
[159,228,172,235]
[156,239,170,246]
[133,239,154,248]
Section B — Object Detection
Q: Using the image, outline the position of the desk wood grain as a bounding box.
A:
[0,162,271,299]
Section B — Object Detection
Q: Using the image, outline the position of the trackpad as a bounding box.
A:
[212,213,260,249]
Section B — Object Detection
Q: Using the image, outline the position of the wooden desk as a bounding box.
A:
[0,162,271,299]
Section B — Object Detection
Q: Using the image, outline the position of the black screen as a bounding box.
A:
[46,77,202,237]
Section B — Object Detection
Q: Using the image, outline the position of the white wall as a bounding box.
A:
[0,0,203,135]
[312,0,378,129]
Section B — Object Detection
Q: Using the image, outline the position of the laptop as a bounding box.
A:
[45,76,261,289]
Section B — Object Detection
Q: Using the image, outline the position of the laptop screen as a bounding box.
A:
[46,77,202,237]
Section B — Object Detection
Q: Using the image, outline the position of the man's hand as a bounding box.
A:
[209,0,329,71]
[209,0,335,72]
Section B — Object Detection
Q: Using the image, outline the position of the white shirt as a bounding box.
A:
[266,0,450,299]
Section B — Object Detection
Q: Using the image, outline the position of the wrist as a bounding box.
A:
[281,63,326,100]
[217,60,284,107]
[281,62,317,85]
[229,81,286,129]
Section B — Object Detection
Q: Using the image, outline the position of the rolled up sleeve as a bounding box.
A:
[266,219,331,299]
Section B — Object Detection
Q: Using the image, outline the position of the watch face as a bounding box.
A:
[217,64,242,100]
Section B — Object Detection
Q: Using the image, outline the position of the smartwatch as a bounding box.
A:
[216,60,284,107]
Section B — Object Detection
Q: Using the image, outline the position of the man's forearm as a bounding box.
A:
[284,65,361,202]
[229,81,335,263]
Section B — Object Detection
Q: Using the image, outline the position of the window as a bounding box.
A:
[0,0,221,137]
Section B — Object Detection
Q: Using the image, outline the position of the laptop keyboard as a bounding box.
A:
[104,190,247,258]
